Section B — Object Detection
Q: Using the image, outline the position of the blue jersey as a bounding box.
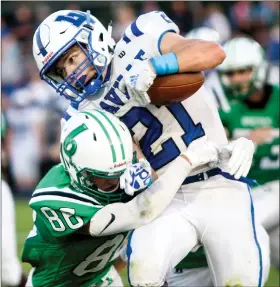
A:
[62,11,228,177]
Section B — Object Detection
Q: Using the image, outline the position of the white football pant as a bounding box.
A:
[127,175,270,287]
[167,180,279,287]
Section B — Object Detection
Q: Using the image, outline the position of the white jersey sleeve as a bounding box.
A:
[116,11,180,59]
[126,11,179,55]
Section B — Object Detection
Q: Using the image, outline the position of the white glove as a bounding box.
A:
[181,139,219,169]
[220,137,255,179]
[120,158,152,196]
[119,60,156,106]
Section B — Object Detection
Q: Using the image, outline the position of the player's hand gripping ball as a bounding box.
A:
[120,59,205,106]
[120,159,152,196]
[119,60,157,107]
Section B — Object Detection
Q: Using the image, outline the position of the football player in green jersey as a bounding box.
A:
[22,109,222,287]
[167,37,279,286]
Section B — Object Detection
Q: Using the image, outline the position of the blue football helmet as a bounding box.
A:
[33,10,115,104]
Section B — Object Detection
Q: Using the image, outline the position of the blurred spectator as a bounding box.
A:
[251,1,279,28]
[12,5,35,43]
[24,62,68,181]
[230,1,279,45]
[169,1,194,34]
[1,18,25,96]
[65,3,82,12]
[6,87,41,193]
[34,4,53,27]
[141,1,160,14]
[112,3,136,42]
[188,2,205,28]
[12,5,36,62]
[5,62,67,193]
[267,25,280,65]
[1,101,13,188]
[203,4,232,43]
[38,101,67,179]
[230,1,253,35]
[251,2,279,49]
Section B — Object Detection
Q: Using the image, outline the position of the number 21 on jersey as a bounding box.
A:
[121,103,205,170]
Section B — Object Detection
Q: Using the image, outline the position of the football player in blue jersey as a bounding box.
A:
[32,10,270,286]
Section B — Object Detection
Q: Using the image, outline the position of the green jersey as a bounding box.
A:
[22,164,128,287]
[219,84,279,184]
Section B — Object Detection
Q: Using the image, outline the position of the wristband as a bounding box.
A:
[149,53,179,76]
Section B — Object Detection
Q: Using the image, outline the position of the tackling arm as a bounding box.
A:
[89,138,219,236]
[89,155,191,236]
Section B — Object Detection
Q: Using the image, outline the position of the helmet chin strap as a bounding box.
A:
[98,181,120,194]
[84,77,103,96]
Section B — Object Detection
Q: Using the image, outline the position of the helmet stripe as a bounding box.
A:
[81,111,116,163]
[95,110,125,160]
[36,27,47,56]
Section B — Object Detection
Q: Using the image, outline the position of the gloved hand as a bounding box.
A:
[220,137,255,179]
[119,60,156,107]
[120,158,152,196]
[181,138,219,169]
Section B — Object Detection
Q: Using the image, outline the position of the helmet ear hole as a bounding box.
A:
[99,33,103,42]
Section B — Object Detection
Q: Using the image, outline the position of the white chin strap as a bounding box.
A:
[98,181,120,193]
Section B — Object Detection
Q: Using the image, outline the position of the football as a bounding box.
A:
[148,72,205,105]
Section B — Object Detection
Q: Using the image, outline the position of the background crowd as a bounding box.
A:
[1,1,279,195]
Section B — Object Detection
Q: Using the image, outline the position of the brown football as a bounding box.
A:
[148,72,205,105]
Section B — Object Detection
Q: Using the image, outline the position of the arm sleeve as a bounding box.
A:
[89,156,191,236]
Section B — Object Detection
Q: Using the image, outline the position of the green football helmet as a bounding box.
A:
[218,37,265,99]
[60,109,133,204]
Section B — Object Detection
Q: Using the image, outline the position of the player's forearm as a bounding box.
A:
[89,156,191,236]
[159,33,226,72]
[175,40,225,72]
